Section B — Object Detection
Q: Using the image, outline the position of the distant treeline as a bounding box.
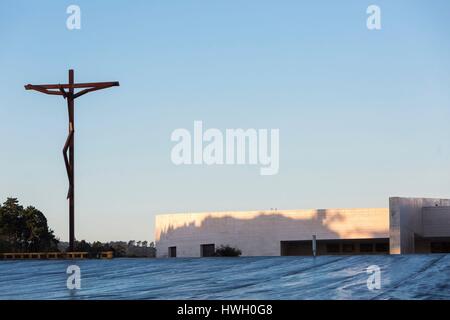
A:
[0,197,155,257]
[66,240,156,258]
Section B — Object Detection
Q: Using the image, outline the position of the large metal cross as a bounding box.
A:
[25,69,119,251]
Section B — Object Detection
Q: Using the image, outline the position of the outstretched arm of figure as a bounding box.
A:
[24,85,65,96]
[73,83,119,99]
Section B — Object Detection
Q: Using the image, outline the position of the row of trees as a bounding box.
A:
[127,240,154,248]
[73,240,114,257]
[0,198,59,253]
[71,240,156,258]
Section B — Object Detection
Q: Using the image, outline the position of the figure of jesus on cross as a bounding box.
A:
[25,70,119,251]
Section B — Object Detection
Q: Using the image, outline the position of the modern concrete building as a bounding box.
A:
[155,197,450,257]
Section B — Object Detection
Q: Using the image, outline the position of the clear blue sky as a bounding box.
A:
[1,1,450,242]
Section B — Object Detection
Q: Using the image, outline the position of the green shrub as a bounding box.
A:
[215,245,242,257]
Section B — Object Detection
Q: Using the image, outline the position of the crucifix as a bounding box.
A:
[25,69,119,252]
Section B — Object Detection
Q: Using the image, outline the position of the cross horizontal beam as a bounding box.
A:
[24,81,120,99]
[24,81,119,90]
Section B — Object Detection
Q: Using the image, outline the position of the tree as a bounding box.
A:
[91,241,104,256]
[0,198,59,253]
[0,198,24,249]
[110,242,127,257]
[74,240,91,253]
[23,206,59,252]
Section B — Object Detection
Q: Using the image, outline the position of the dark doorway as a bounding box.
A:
[201,244,215,257]
[430,241,450,253]
[280,241,313,256]
[168,246,177,258]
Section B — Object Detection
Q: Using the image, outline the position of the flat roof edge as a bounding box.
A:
[155,208,389,218]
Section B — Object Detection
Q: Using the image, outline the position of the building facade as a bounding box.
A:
[155,197,450,257]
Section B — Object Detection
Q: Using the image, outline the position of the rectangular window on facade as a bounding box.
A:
[375,243,389,253]
[326,243,340,253]
[342,243,354,253]
[430,242,450,253]
[201,244,215,257]
[168,246,177,258]
[360,243,374,253]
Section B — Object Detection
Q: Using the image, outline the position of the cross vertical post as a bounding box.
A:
[68,69,75,252]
